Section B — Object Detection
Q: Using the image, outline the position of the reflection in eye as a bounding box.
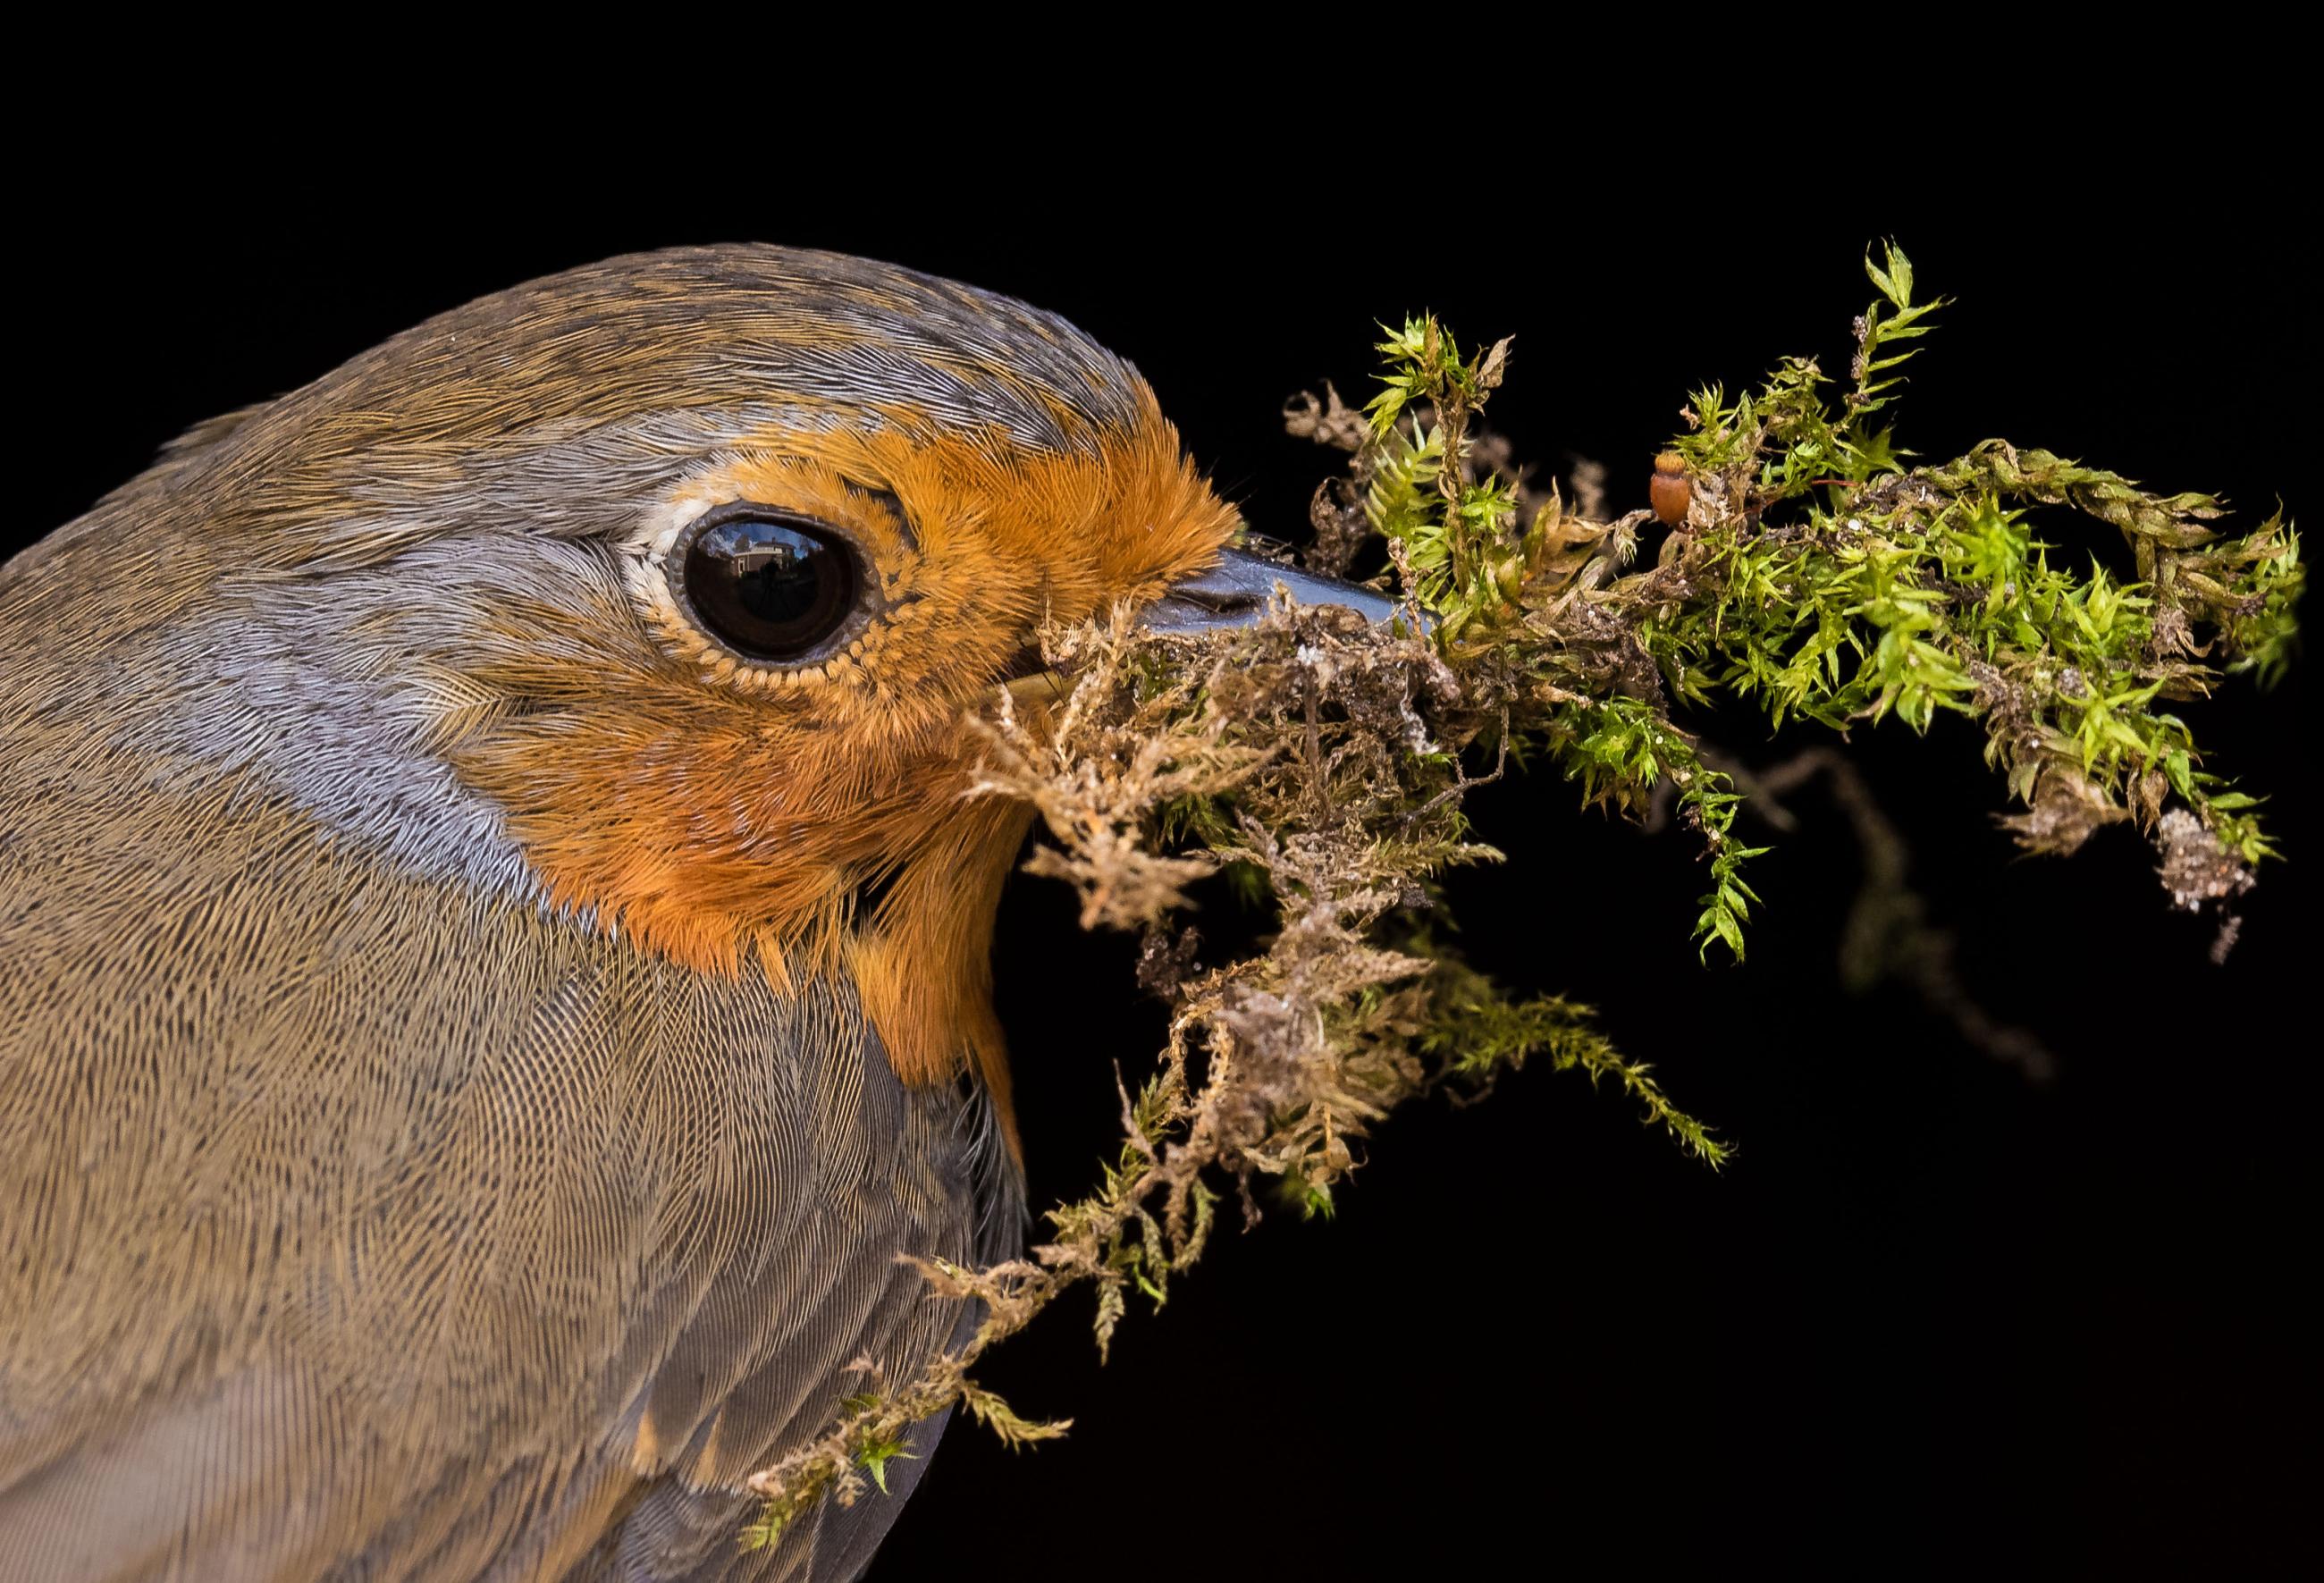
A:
[681,515,863,661]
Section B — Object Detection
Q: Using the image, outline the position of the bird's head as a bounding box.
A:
[38,246,1386,1130]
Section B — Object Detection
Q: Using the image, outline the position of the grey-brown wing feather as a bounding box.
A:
[0,736,1007,1580]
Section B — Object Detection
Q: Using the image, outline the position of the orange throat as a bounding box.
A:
[484,727,1039,1149]
[845,792,1037,1156]
[443,401,1238,1151]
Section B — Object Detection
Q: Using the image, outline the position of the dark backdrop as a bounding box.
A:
[17,182,2310,1574]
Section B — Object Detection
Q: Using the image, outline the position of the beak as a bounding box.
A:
[1136,546,1410,636]
[997,548,1417,708]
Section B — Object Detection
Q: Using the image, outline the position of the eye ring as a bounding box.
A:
[663,503,881,667]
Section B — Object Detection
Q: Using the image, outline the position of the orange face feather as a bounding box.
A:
[445,395,1237,1125]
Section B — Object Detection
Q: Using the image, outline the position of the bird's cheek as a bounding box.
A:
[450,689,997,980]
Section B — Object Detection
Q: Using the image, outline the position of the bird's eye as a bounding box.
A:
[673,509,869,663]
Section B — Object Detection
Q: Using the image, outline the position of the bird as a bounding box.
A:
[0,245,1394,1581]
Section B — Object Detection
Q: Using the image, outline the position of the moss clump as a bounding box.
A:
[742,244,2300,1547]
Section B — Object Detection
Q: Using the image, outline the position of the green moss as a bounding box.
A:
[1360,243,2299,949]
[740,243,2300,1551]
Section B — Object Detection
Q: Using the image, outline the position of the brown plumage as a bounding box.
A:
[0,247,1245,1579]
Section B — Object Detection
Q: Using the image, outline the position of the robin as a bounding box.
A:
[0,246,1394,1580]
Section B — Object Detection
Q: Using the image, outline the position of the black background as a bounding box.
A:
[18,156,2311,1575]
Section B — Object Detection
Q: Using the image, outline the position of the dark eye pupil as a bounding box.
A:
[683,516,860,661]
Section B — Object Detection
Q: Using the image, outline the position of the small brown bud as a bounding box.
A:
[1650,451,1691,528]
